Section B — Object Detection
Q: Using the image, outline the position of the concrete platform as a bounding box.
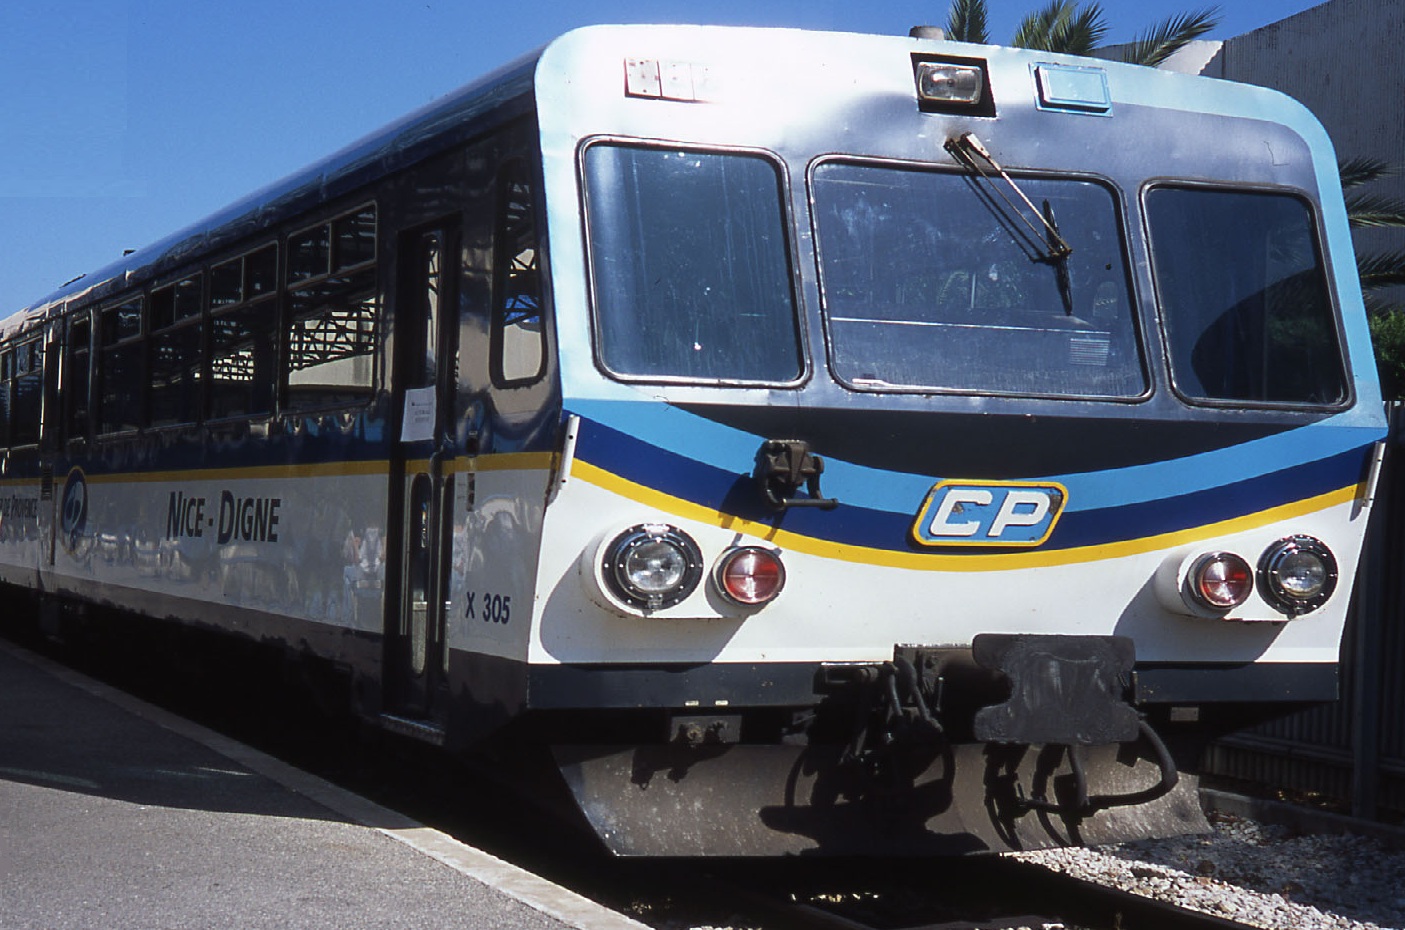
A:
[0,640,645,930]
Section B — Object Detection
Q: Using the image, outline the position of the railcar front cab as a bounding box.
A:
[531,28,1387,855]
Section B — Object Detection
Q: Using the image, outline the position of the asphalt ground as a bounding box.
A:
[0,640,645,930]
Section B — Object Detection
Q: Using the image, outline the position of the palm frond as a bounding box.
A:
[947,0,990,44]
[1011,1,1068,50]
[1058,3,1108,55]
[1358,250,1405,289]
[1364,292,1405,317]
[1013,0,1107,55]
[1340,156,1398,190]
[1345,194,1405,229]
[1119,8,1220,67]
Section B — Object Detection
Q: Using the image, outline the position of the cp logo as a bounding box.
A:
[912,481,1066,548]
[60,468,88,552]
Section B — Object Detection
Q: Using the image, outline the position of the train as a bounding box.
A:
[0,24,1387,856]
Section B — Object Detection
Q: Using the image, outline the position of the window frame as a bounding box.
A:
[1143,180,1353,411]
[809,154,1148,402]
[0,329,45,448]
[147,272,206,430]
[207,243,279,423]
[578,137,809,388]
[489,158,548,388]
[63,309,94,444]
[282,202,381,413]
[95,294,146,437]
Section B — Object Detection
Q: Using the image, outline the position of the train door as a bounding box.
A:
[385,223,460,725]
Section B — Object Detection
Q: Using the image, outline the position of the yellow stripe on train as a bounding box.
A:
[571,458,1362,572]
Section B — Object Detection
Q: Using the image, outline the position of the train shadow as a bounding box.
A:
[0,637,361,822]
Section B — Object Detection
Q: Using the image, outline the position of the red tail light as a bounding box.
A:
[714,547,786,606]
[1187,551,1253,610]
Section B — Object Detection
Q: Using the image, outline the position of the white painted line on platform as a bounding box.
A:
[2,639,648,930]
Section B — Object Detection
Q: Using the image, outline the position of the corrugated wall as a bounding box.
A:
[1203,405,1405,820]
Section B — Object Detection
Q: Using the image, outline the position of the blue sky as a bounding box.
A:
[1,0,1325,310]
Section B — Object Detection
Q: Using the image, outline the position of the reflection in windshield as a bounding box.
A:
[813,161,1144,397]
[1146,187,1347,406]
[585,145,802,383]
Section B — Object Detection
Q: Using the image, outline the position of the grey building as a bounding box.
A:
[1165,0,1405,305]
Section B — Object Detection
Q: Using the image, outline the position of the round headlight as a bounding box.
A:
[1186,551,1253,611]
[713,547,786,606]
[1259,535,1337,616]
[602,524,703,610]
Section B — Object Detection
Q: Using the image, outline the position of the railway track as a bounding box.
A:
[4,624,1285,930]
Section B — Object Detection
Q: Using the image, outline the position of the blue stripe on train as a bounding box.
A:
[574,415,1370,554]
[568,399,1381,513]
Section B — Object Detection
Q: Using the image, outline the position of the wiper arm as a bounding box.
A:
[944,132,1074,261]
[1043,198,1074,315]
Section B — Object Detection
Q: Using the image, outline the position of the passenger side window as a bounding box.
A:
[149,275,204,427]
[0,348,9,445]
[583,145,802,383]
[210,246,277,419]
[98,296,144,434]
[491,162,545,386]
[285,205,379,410]
[65,314,92,440]
[1147,187,1348,406]
[0,337,43,446]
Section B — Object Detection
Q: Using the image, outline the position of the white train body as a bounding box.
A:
[0,25,1385,855]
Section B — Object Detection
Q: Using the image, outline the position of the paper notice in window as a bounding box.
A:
[401,387,436,443]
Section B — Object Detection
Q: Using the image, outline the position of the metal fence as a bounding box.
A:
[1202,405,1405,821]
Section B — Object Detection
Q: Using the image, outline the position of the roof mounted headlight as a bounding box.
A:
[1259,535,1337,616]
[913,55,994,116]
[916,61,985,105]
[602,524,703,611]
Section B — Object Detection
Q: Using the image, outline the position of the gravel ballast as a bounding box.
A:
[1015,809,1405,929]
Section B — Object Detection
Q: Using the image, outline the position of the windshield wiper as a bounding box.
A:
[1042,198,1074,315]
[944,132,1074,262]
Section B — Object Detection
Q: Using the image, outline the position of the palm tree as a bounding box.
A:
[1011,1,1108,57]
[1342,157,1405,316]
[945,0,990,45]
[945,0,1218,67]
[943,0,1405,397]
[1343,158,1405,396]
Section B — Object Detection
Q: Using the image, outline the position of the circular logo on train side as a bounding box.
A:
[59,467,88,553]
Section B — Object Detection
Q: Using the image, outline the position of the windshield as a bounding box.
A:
[584,144,802,382]
[1146,186,1347,406]
[812,160,1144,397]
